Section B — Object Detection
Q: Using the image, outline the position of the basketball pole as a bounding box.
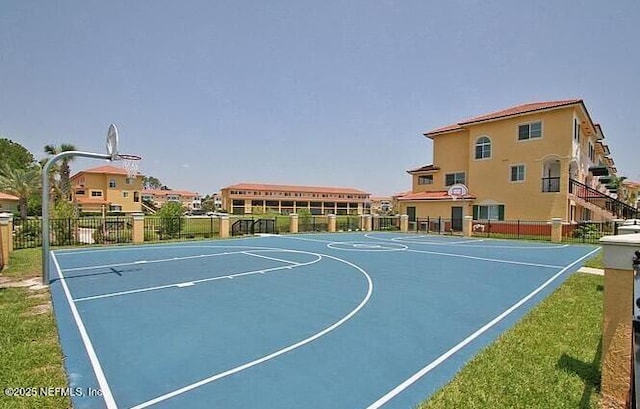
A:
[41,150,113,284]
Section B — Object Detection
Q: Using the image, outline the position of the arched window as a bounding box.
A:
[475,136,491,159]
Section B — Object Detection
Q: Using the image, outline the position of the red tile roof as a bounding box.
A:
[425,99,583,137]
[397,191,475,201]
[224,183,369,195]
[142,189,199,197]
[407,164,440,174]
[71,165,143,179]
[0,192,19,201]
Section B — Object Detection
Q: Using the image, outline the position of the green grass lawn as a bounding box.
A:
[419,272,603,409]
[0,249,70,409]
[0,248,604,409]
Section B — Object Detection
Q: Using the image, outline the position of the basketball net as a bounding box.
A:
[116,154,142,179]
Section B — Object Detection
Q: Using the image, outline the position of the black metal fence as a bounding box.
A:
[413,217,459,235]
[13,216,133,249]
[144,216,220,241]
[562,220,618,244]
[336,216,361,231]
[297,216,328,233]
[372,216,400,231]
[230,218,277,236]
[470,220,552,241]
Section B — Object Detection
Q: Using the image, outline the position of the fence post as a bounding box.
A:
[600,233,640,408]
[290,213,299,234]
[551,218,563,243]
[328,214,336,233]
[463,216,473,237]
[363,214,372,232]
[219,215,230,238]
[400,214,409,232]
[0,213,13,271]
[132,213,145,243]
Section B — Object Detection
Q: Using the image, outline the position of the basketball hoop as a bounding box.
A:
[447,183,469,201]
[115,153,142,178]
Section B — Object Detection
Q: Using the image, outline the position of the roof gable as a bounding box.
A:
[425,99,583,137]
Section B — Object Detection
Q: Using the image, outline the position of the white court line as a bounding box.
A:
[242,251,301,265]
[275,235,336,244]
[73,255,322,302]
[406,248,563,269]
[51,253,118,409]
[366,246,601,408]
[62,250,250,272]
[365,233,571,249]
[129,252,374,409]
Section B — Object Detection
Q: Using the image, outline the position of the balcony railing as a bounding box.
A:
[569,178,639,219]
[541,177,560,192]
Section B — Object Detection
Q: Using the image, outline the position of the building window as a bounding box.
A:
[125,177,133,185]
[91,190,103,197]
[418,175,433,185]
[475,136,491,159]
[518,121,542,140]
[574,119,580,142]
[445,172,465,186]
[588,142,595,161]
[109,179,116,188]
[510,165,525,182]
[76,190,85,195]
[473,204,505,220]
[134,191,140,202]
[123,191,129,198]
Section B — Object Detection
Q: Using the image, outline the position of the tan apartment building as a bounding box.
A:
[70,165,143,214]
[220,183,370,215]
[141,189,202,212]
[397,99,638,227]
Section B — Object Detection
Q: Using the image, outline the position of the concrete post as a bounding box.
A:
[328,214,336,233]
[551,217,563,243]
[219,215,230,239]
[132,213,145,243]
[0,213,13,271]
[400,214,409,232]
[600,233,640,409]
[463,215,473,237]
[290,213,299,234]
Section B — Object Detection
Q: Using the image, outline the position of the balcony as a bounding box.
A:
[541,177,560,192]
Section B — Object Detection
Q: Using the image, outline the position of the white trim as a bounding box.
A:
[516,119,543,141]
[509,163,526,183]
[51,252,118,409]
[473,135,492,161]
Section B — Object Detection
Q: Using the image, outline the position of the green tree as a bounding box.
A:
[43,143,77,200]
[143,176,163,190]
[0,163,41,220]
[0,138,36,170]
[156,201,184,239]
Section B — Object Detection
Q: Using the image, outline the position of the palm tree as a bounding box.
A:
[43,143,77,200]
[0,163,41,220]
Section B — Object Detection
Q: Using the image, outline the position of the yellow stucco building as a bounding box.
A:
[398,99,637,229]
[70,165,143,214]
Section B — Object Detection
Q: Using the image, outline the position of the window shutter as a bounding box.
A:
[473,205,479,220]
[498,205,505,220]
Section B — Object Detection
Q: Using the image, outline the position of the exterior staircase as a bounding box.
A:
[569,179,639,220]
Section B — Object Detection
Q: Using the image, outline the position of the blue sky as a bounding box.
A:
[2,1,639,196]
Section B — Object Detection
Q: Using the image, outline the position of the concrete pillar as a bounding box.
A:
[400,214,409,232]
[219,215,230,239]
[132,213,145,243]
[551,217,563,243]
[363,214,372,232]
[0,213,13,270]
[290,213,299,234]
[328,214,336,233]
[463,215,473,237]
[600,233,640,409]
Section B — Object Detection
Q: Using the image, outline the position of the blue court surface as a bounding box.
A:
[49,232,600,409]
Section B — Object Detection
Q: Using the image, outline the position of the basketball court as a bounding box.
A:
[49,232,599,408]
